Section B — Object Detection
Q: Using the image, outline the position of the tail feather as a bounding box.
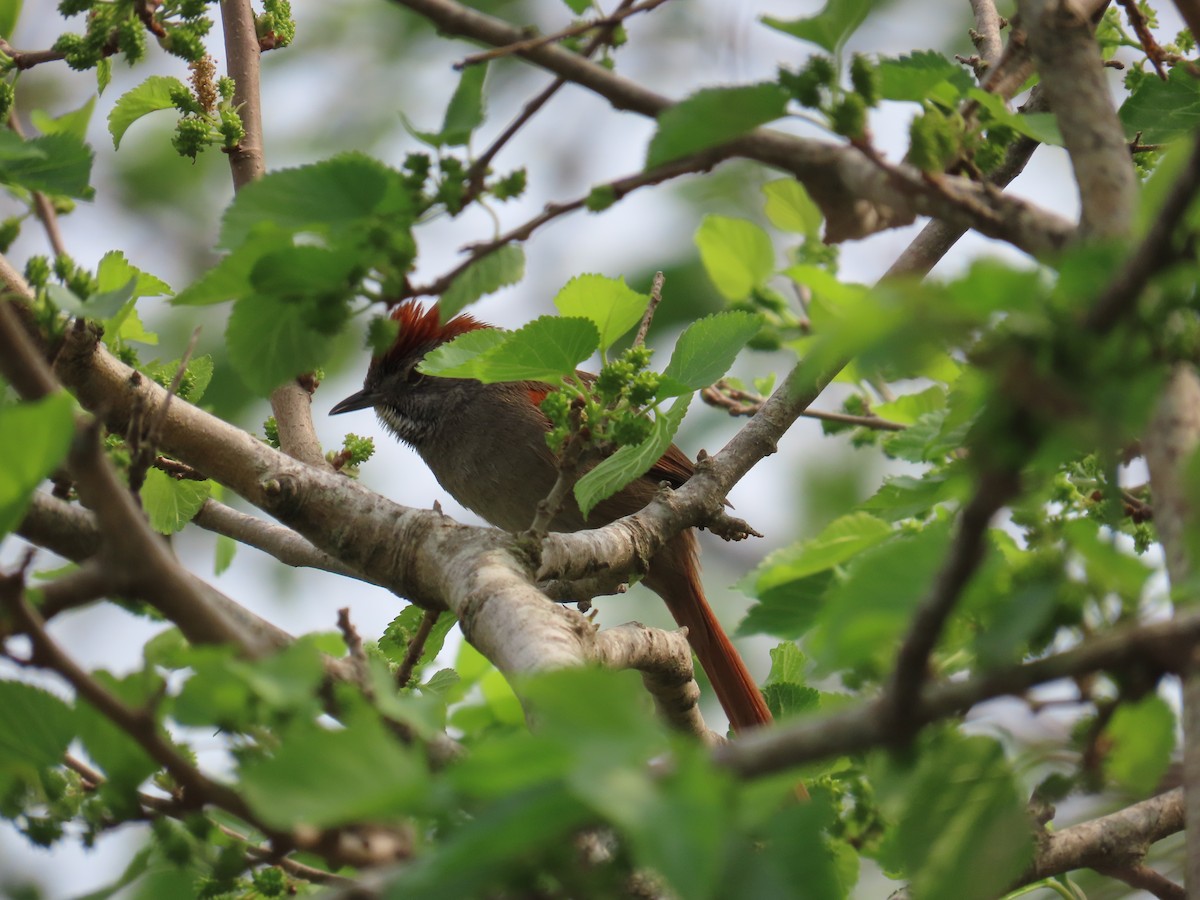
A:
[646,531,773,733]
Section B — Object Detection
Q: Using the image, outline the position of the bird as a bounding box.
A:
[330,300,772,733]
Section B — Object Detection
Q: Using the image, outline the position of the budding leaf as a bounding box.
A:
[575,394,692,518]
[108,76,187,149]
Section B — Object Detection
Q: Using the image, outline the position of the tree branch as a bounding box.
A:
[387,0,1077,257]
[1020,0,1136,239]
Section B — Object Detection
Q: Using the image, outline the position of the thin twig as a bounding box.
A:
[701,381,907,431]
[528,398,590,536]
[462,0,638,199]
[969,0,1006,72]
[410,151,726,299]
[1092,864,1184,900]
[395,608,440,688]
[632,271,664,348]
[1117,0,1169,79]
[129,328,201,493]
[456,0,670,68]
[337,606,371,691]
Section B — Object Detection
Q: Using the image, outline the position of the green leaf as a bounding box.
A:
[240,715,428,829]
[0,0,23,39]
[0,393,75,538]
[440,245,525,319]
[875,732,1033,900]
[140,469,212,535]
[417,328,508,376]
[762,178,822,235]
[967,88,1063,145]
[31,96,95,143]
[226,293,335,395]
[553,273,648,352]
[0,681,74,770]
[441,62,488,146]
[646,83,789,168]
[873,385,946,425]
[379,608,457,675]
[762,681,821,719]
[75,671,160,792]
[96,251,172,299]
[877,51,973,106]
[561,0,590,13]
[659,310,763,395]
[218,154,412,249]
[737,570,835,639]
[575,394,691,518]
[421,316,599,384]
[762,0,874,53]
[1103,694,1175,794]
[695,215,775,301]
[0,132,94,198]
[1063,517,1152,601]
[746,512,893,590]
[96,57,111,95]
[809,518,952,675]
[1119,65,1200,144]
[171,228,292,306]
[107,76,187,149]
[249,245,362,299]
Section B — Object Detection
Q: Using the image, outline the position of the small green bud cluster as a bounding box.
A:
[262,416,281,449]
[53,253,99,300]
[778,53,879,141]
[907,105,964,173]
[53,0,218,70]
[542,344,661,455]
[171,65,245,161]
[0,216,20,252]
[256,0,297,49]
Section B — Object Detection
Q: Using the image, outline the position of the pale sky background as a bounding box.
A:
[0,0,1183,896]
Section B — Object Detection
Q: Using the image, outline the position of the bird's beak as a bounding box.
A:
[330,388,377,415]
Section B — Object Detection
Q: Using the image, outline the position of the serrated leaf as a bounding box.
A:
[809,518,952,674]
[553,273,648,352]
[750,512,894,589]
[440,245,525,319]
[765,642,807,685]
[695,215,775,301]
[877,733,1033,900]
[659,310,762,396]
[226,293,334,395]
[31,96,95,143]
[873,385,946,425]
[967,88,1063,145]
[762,0,873,53]
[140,469,212,535]
[0,393,75,538]
[1103,694,1175,794]
[762,178,822,235]
[0,132,93,198]
[575,395,691,518]
[171,228,292,306]
[762,682,820,719]
[646,83,788,168]
[1119,65,1200,144]
[240,716,427,829]
[249,245,362,299]
[418,328,508,376]
[218,154,412,249]
[877,51,974,105]
[422,316,599,384]
[96,251,172,299]
[0,681,74,769]
[107,76,186,149]
[96,57,111,95]
[737,571,835,639]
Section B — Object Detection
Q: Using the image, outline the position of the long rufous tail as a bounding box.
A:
[646,530,773,733]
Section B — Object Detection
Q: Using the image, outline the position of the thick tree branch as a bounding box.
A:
[716,604,1200,778]
[1021,0,1136,239]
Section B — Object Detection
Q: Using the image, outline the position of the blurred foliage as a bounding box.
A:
[0,0,1197,898]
